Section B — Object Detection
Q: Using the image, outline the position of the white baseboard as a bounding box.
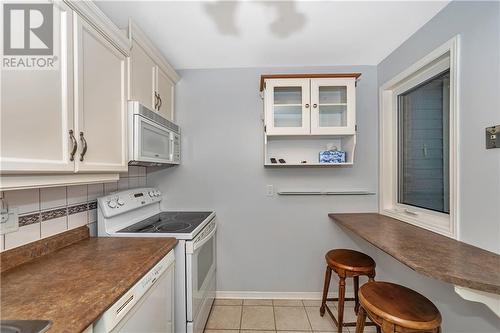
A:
[215,290,354,300]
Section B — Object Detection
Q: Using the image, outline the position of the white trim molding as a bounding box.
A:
[63,0,130,56]
[215,290,354,300]
[379,36,460,239]
[128,19,180,83]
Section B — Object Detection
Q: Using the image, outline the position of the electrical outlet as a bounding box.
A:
[266,185,274,197]
[0,201,19,235]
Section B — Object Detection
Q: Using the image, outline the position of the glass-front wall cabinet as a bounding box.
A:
[264,79,310,135]
[264,77,356,135]
[310,78,356,134]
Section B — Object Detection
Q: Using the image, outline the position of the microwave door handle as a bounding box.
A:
[193,225,217,252]
[170,133,174,161]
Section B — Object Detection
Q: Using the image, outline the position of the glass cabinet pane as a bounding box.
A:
[273,86,303,128]
[319,105,347,127]
[274,105,302,127]
[319,86,346,104]
[274,86,302,105]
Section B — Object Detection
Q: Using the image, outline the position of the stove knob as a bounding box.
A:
[149,191,155,197]
[117,198,125,206]
[156,190,162,197]
[107,200,117,208]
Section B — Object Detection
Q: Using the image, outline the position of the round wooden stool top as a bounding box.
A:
[326,249,376,273]
[359,282,441,330]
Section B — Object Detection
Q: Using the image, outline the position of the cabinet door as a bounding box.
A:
[130,41,156,110]
[73,15,128,172]
[264,79,310,135]
[0,2,74,173]
[156,67,175,121]
[310,78,356,135]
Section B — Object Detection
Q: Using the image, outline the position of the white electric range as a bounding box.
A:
[97,187,216,333]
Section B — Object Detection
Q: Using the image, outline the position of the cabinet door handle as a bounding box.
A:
[79,132,88,162]
[69,130,78,161]
[305,104,310,108]
[154,92,159,110]
[158,95,162,110]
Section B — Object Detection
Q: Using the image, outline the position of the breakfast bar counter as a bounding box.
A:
[329,213,500,295]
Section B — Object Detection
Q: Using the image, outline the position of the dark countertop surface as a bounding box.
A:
[1,227,177,333]
[329,213,500,295]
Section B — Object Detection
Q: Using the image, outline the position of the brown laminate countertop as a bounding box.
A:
[1,234,177,333]
[329,213,500,295]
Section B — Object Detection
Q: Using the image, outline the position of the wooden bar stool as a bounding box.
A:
[356,281,442,333]
[320,249,378,333]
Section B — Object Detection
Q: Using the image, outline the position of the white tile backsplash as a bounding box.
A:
[68,211,88,230]
[1,166,146,251]
[40,187,66,210]
[128,177,140,189]
[67,185,87,205]
[4,189,39,214]
[104,182,118,194]
[5,223,40,250]
[88,183,104,201]
[41,216,67,238]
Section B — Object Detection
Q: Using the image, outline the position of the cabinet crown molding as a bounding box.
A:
[128,19,180,83]
[63,0,130,56]
[260,73,361,91]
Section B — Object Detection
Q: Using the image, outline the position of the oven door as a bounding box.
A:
[134,115,173,163]
[186,220,216,324]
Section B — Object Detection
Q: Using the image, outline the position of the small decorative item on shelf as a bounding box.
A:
[319,145,346,164]
[270,158,278,164]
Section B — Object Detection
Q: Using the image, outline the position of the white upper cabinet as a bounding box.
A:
[156,67,175,121]
[129,40,156,110]
[73,14,128,172]
[263,75,358,136]
[128,20,180,122]
[264,79,311,135]
[310,78,356,135]
[0,1,130,189]
[0,1,74,173]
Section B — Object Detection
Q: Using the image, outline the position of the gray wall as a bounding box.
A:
[148,1,500,332]
[149,65,379,293]
[378,0,500,253]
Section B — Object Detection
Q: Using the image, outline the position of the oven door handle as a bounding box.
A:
[193,225,217,252]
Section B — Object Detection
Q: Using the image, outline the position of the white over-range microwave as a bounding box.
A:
[128,101,180,167]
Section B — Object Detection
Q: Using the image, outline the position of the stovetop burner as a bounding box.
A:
[117,211,212,234]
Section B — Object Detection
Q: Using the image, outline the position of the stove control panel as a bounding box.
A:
[98,187,162,218]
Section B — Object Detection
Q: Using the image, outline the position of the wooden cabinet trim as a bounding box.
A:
[260,73,362,91]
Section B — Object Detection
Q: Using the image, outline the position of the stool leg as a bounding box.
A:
[355,305,366,333]
[353,276,360,314]
[320,266,332,316]
[368,270,375,282]
[337,276,346,333]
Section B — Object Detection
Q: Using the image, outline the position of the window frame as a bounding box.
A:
[379,36,460,238]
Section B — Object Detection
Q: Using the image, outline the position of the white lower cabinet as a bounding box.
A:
[0,1,130,190]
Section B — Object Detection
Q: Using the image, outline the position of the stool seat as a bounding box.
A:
[358,282,441,331]
[326,249,376,273]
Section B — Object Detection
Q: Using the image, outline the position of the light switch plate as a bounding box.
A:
[266,185,274,196]
[486,125,499,149]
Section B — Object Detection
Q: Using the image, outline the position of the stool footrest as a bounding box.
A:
[326,297,356,302]
[324,304,377,329]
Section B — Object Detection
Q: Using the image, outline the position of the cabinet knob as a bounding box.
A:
[305,104,310,108]
[313,104,318,108]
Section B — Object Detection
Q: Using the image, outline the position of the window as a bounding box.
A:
[380,37,459,238]
[398,70,450,214]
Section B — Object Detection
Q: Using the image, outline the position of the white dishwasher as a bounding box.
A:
[94,251,175,333]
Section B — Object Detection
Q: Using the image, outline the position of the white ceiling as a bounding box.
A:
[96,1,449,70]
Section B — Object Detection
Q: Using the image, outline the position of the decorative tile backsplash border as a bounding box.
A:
[0,166,147,252]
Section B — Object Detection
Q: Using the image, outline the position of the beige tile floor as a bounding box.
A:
[204,299,379,333]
